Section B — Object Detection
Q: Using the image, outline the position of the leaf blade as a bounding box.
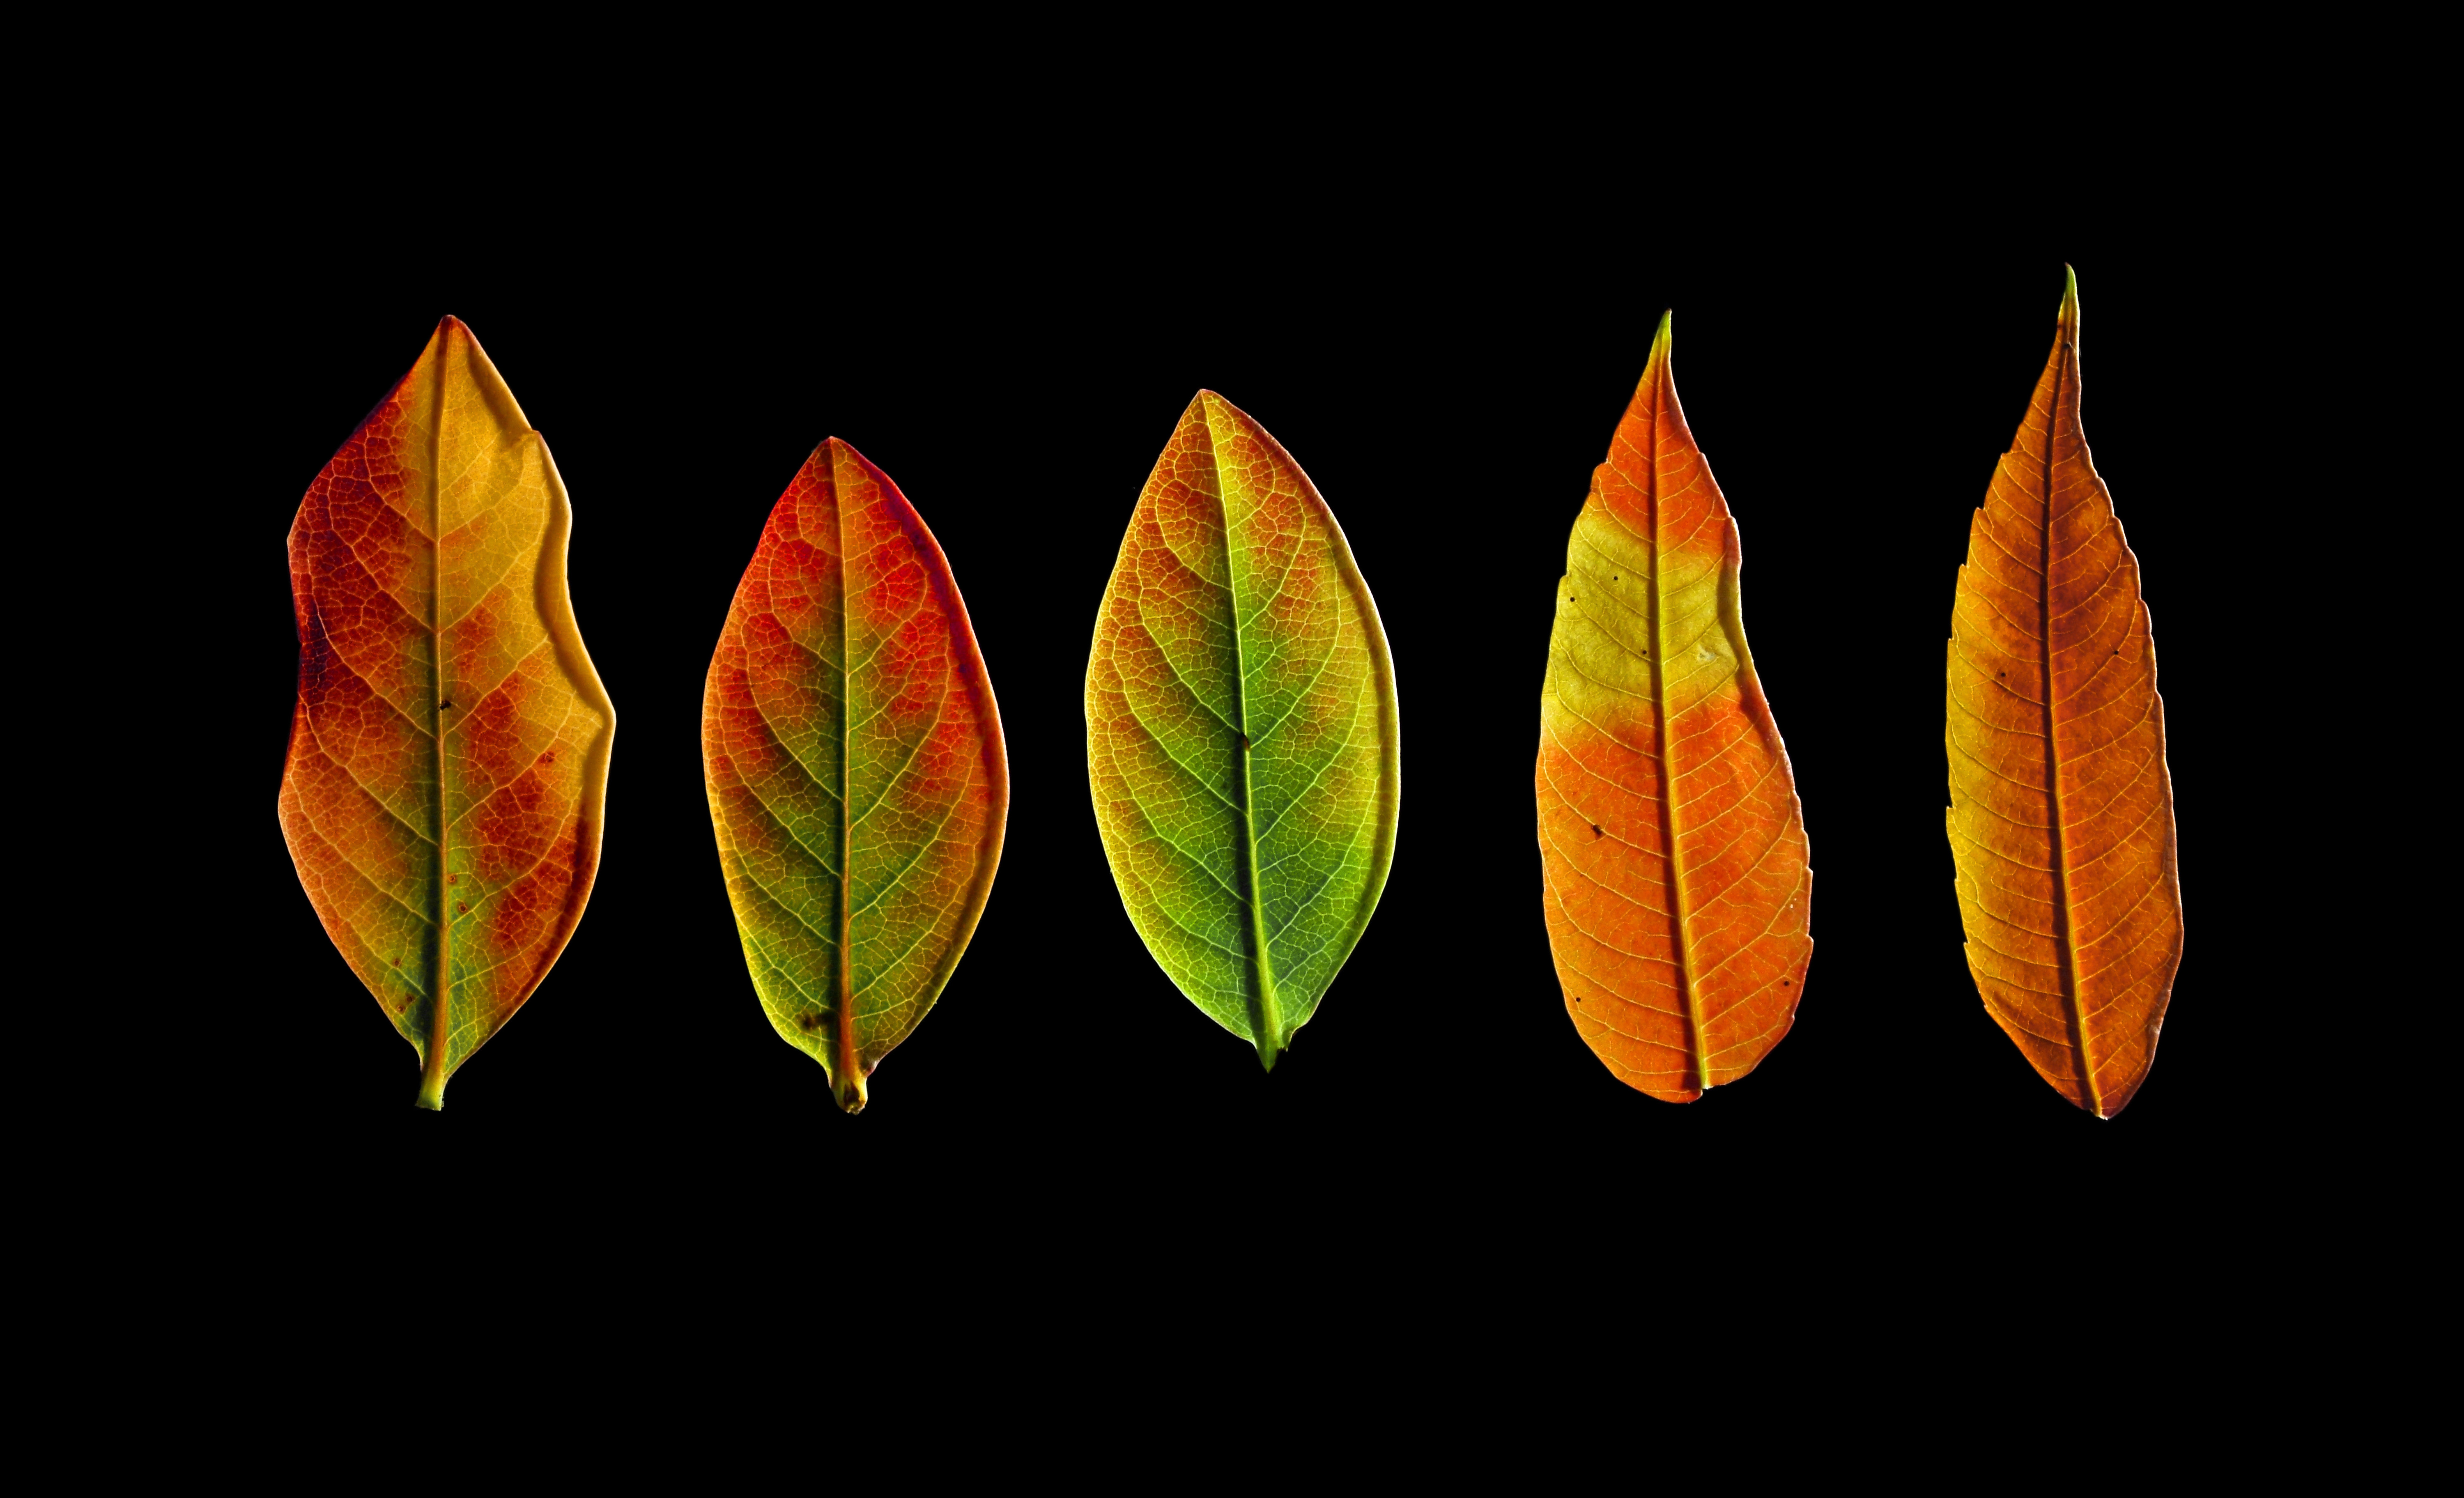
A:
[1538,315,1814,1102]
[279,317,616,1108]
[1087,392,1400,1065]
[1947,269,2181,1117]
[702,439,1007,1113]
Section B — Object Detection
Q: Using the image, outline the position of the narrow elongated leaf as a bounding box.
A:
[1948,269,2181,1117]
[1087,392,1400,1068]
[280,317,615,1109]
[703,439,1006,1113]
[1538,315,1813,1102]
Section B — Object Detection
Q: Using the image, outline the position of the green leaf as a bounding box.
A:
[1086,391,1400,1067]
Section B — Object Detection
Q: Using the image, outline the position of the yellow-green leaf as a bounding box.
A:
[1086,392,1400,1068]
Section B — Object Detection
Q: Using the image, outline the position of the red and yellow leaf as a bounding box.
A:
[1948,269,2182,1117]
[703,439,1006,1113]
[1537,315,1813,1102]
[279,317,616,1109]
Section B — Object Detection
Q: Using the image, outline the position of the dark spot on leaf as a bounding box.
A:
[391,958,400,967]
[797,1013,823,1032]
[455,902,468,914]
[440,701,455,711]
[1240,733,1251,749]
[1591,824,1603,838]
[447,874,458,886]
[542,751,555,763]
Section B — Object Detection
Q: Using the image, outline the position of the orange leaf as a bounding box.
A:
[1947,269,2183,1117]
[1537,315,1814,1102]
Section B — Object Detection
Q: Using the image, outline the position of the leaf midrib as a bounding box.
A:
[1639,366,1710,1094]
[2036,318,2098,1115]
[1207,400,1286,1060]
[423,343,453,1098]
[834,460,860,1091]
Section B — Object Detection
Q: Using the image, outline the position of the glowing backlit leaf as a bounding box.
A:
[279,317,616,1109]
[1538,315,1813,1102]
[1947,269,2182,1117]
[703,439,1007,1114]
[1087,392,1400,1068]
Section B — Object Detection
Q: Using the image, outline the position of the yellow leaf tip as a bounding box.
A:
[1645,310,1673,375]
[2059,265,2078,322]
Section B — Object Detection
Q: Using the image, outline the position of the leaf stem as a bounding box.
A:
[834,1069,869,1114]
[415,1050,447,1110]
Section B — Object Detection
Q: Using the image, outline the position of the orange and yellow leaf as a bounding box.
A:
[1537,315,1813,1102]
[1947,269,2182,1117]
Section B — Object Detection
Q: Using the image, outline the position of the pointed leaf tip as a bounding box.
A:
[1642,312,1675,388]
[819,436,880,485]
[2059,266,2079,324]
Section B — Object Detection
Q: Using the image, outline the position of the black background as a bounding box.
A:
[150,173,2304,1252]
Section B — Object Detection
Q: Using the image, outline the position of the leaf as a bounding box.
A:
[1537,314,1814,1103]
[702,439,1006,1114]
[279,317,615,1109]
[1086,392,1400,1068]
[1948,269,2182,1117]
